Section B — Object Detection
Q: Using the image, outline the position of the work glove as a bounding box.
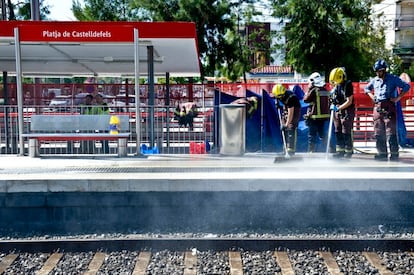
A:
[330,104,338,112]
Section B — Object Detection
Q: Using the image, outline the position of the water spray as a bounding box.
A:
[325,109,335,160]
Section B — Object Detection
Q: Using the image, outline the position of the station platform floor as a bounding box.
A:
[0,146,413,193]
[1,146,413,234]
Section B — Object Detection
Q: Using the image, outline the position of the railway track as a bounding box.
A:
[0,238,413,274]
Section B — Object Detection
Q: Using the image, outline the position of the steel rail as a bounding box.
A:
[0,238,412,253]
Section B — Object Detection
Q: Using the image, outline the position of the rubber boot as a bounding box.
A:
[333,132,344,158]
[286,129,296,156]
[308,143,315,154]
[375,135,387,160]
[344,134,353,158]
[332,151,344,158]
[374,153,388,160]
[388,134,399,161]
[389,153,399,161]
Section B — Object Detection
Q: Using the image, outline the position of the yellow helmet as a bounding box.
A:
[272,84,286,99]
[329,67,346,85]
[109,115,120,125]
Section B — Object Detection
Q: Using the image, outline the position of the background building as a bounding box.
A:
[248,1,414,81]
[373,0,414,69]
[393,0,414,69]
[246,21,304,83]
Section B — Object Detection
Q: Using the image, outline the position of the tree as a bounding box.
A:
[73,0,264,81]
[72,0,132,21]
[130,0,238,80]
[270,0,385,81]
[7,0,49,20]
[225,2,269,82]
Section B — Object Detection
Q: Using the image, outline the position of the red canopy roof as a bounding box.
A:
[0,21,201,77]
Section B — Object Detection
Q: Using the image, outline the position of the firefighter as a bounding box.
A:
[174,103,187,127]
[272,84,301,156]
[364,59,410,161]
[185,103,199,130]
[231,96,259,118]
[174,102,199,129]
[246,96,258,117]
[329,67,355,158]
[303,72,330,153]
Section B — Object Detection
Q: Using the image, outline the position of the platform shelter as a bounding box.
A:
[0,21,201,155]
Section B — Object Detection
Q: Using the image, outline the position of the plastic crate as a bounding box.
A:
[189,141,206,154]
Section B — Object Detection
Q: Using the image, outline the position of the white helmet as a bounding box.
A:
[308,72,325,87]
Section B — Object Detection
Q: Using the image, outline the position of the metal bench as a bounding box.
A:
[22,114,130,157]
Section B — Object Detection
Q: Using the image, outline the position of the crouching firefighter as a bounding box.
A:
[272,84,301,156]
[329,67,355,158]
[231,96,259,118]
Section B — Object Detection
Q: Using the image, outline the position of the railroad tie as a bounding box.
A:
[84,252,107,275]
[362,252,394,275]
[132,251,151,275]
[183,251,197,275]
[273,251,295,275]
[35,252,63,275]
[0,254,18,274]
[319,251,343,275]
[228,251,243,275]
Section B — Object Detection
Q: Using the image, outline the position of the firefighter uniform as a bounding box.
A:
[329,67,355,158]
[304,72,330,153]
[364,59,410,160]
[272,84,301,156]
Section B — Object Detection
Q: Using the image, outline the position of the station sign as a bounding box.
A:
[19,23,134,43]
[0,21,198,43]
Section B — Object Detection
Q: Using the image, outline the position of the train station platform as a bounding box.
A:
[0,147,413,192]
[0,147,413,235]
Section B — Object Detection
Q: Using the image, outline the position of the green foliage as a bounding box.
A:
[72,0,133,21]
[5,0,404,83]
[7,0,50,20]
[130,0,238,79]
[406,63,414,81]
[73,0,264,82]
[271,0,387,81]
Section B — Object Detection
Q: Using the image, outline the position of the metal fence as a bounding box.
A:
[0,105,215,156]
[1,82,414,156]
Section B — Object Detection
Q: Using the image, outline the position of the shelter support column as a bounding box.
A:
[165,72,170,150]
[14,27,25,156]
[133,28,144,157]
[147,45,155,148]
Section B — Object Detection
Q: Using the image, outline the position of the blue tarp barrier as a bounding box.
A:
[213,89,281,152]
[214,88,411,152]
[396,101,408,146]
[214,87,318,153]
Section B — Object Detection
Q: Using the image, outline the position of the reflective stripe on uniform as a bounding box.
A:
[310,89,330,119]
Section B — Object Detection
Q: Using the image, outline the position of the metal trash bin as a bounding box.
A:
[219,104,245,155]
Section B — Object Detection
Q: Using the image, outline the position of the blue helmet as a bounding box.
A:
[373,59,387,72]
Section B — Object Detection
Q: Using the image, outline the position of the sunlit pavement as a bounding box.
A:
[0,146,413,171]
[0,146,413,193]
[1,147,413,234]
